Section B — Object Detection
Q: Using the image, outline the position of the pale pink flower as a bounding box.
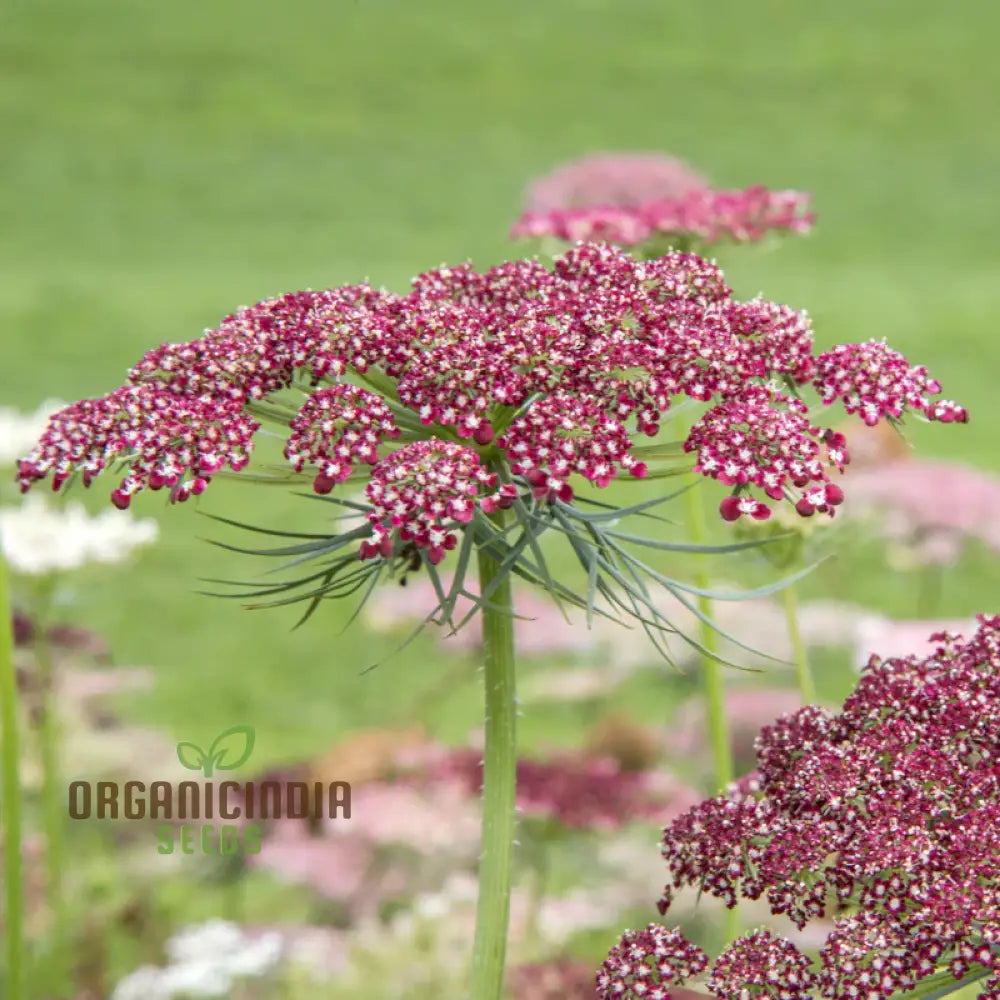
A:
[525,152,709,212]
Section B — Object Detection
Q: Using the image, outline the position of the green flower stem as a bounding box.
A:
[469,509,518,1000]
[0,555,24,1000]
[522,846,549,955]
[682,484,733,791]
[682,481,738,946]
[522,819,558,956]
[781,581,816,705]
[34,582,69,994]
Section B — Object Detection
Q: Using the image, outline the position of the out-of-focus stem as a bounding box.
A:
[683,481,738,946]
[0,554,25,1000]
[683,484,733,791]
[34,582,69,994]
[469,508,517,1000]
[782,581,816,705]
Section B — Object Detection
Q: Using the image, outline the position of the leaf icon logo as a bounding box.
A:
[176,726,256,777]
[176,741,208,772]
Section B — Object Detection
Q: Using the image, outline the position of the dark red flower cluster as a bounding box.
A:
[511,186,815,249]
[812,341,970,427]
[706,930,816,1000]
[16,243,965,561]
[361,440,511,565]
[285,383,400,493]
[685,387,849,521]
[428,747,676,830]
[597,924,708,1000]
[614,616,1000,1000]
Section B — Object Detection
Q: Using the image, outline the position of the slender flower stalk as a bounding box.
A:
[682,479,737,949]
[32,585,69,994]
[471,508,518,1000]
[682,481,733,793]
[0,554,24,1000]
[781,579,815,705]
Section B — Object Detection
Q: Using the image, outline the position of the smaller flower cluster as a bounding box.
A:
[361,441,515,565]
[813,341,969,427]
[706,930,816,1000]
[16,382,259,509]
[684,387,848,522]
[285,384,400,494]
[498,394,648,502]
[597,925,708,1000]
[511,186,814,249]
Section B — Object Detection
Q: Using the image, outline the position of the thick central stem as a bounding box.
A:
[0,556,24,1000]
[469,516,517,1000]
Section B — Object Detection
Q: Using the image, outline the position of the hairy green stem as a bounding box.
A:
[682,482,738,945]
[0,555,24,1000]
[782,581,816,705]
[469,512,517,1000]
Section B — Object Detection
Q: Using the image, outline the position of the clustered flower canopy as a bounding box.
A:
[18,243,965,571]
[599,616,1000,1000]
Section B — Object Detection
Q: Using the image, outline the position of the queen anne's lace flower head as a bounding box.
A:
[16,243,966,563]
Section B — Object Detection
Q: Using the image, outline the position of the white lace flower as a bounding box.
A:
[0,494,158,575]
[0,399,66,465]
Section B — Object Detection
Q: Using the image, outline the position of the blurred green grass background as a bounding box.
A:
[2,0,999,764]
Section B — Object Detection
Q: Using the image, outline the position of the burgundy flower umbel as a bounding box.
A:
[600,616,1000,1000]
[16,243,965,619]
[512,186,815,251]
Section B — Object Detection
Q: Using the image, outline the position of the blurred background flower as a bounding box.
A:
[0,401,67,467]
[523,151,709,211]
[0,494,159,576]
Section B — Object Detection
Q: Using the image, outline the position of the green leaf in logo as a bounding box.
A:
[207,725,256,775]
[177,741,208,772]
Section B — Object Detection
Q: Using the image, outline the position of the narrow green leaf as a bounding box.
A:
[197,511,333,540]
[603,528,792,556]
